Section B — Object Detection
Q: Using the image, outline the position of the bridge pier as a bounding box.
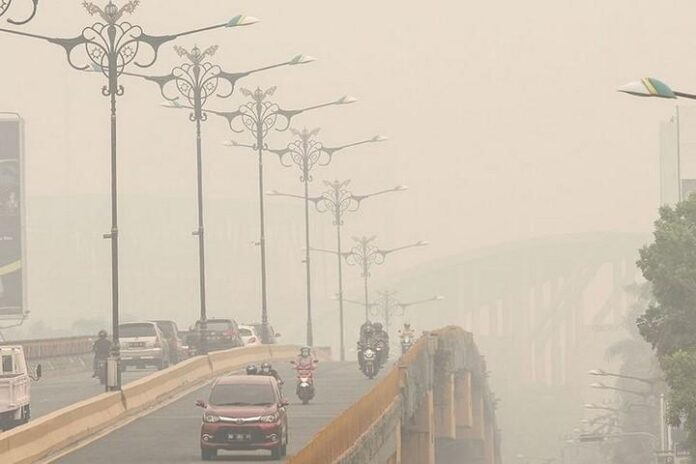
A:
[401,390,435,464]
[435,372,456,439]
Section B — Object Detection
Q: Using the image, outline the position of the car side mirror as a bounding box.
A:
[313,359,319,364]
[280,399,289,407]
[289,360,296,365]
[195,399,207,408]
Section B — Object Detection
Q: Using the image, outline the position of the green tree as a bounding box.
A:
[637,197,696,357]
[637,194,696,455]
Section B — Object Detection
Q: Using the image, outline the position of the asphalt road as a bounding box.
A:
[56,361,384,463]
[32,369,156,419]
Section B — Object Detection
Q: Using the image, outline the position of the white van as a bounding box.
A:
[0,345,41,430]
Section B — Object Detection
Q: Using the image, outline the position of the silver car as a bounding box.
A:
[119,322,170,370]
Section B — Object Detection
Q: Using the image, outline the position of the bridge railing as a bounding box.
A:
[288,333,433,463]
[0,336,93,360]
[289,326,499,464]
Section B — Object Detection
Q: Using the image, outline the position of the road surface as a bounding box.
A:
[56,361,383,463]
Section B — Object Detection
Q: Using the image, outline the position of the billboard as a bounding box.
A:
[0,115,24,319]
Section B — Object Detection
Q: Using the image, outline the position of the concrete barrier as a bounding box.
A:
[0,344,327,464]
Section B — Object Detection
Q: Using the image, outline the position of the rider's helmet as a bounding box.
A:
[246,364,258,375]
[98,330,107,339]
[300,346,311,357]
[261,362,272,374]
[373,322,383,331]
[404,323,411,329]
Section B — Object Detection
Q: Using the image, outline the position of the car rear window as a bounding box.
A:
[239,328,253,337]
[196,320,231,331]
[120,323,156,338]
[209,382,276,406]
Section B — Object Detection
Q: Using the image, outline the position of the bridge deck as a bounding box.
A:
[55,361,380,463]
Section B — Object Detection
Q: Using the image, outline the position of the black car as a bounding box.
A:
[187,319,244,354]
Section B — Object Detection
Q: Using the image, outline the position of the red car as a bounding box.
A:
[196,375,289,460]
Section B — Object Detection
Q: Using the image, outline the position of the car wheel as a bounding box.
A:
[271,444,282,460]
[201,448,216,460]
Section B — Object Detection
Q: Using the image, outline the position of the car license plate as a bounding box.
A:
[228,433,251,441]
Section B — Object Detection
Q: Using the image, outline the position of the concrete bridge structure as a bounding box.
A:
[289,326,500,464]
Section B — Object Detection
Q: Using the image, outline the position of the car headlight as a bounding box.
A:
[203,414,220,423]
[260,413,279,423]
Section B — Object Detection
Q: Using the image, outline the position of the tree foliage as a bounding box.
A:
[638,197,696,357]
[637,195,696,455]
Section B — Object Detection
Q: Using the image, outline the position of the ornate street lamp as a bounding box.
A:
[0,0,38,25]
[269,180,403,357]
[0,0,258,389]
[124,48,312,354]
[340,291,443,336]
[314,236,427,321]
[590,382,653,400]
[266,130,386,347]
[214,88,355,343]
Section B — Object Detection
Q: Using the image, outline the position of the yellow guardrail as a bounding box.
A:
[0,344,327,464]
[288,335,431,464]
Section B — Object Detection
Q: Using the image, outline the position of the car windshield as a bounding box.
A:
[120,323,156,338]
[196,320,231,331]
[239,328,253,337]
[209,382,276,406]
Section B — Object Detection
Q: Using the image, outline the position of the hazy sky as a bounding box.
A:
[1,0,694,334]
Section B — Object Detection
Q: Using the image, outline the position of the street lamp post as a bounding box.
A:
[267,131,386,347]
[314,237,428,321]
[0,1,258,389]
[215,88,355,343]
[590,382,653,400]
[269,181,405,359]
[0,0,38,25]
[340,291,443,336]
[131,49,312,354]
[588,368,662,386]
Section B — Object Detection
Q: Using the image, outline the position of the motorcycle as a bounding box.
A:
[361,347,378,379]
[290,360,318,405]
[400,335,414,354]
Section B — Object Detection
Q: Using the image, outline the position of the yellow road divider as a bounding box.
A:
[0,344,329,464]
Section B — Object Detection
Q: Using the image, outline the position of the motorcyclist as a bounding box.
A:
[294,347,316,370]
[399,323,416,340]
[246,364,259,375]
[357,322,375,368]
[260,362,283,385]
[92,330,112,378]
[372,322,390,363]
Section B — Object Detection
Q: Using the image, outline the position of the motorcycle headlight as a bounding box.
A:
[260,413,279,423]
[203,414,220,423]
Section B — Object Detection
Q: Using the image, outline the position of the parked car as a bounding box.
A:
[196,375,288,460]
[188,319,244,354]
[238,324,262,347]
[151,320,184,364]
[248,323,282,344]
[0,345,41,431]
[119,322,170,371]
